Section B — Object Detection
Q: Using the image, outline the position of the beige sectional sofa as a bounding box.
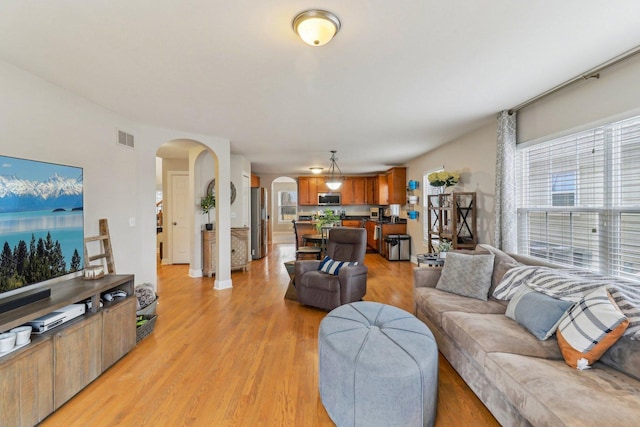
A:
[413,244,640,426]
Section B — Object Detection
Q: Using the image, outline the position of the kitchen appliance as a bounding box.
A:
[389,204,401,223]
[318,193,341,205]
[384,234,411,261]
[251,187,268,259]
[370,207,383,220]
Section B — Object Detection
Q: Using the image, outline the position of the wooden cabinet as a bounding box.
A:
[0,274,136,422]
[298,177,326,205]
[365,220,378,251]
[386,167,407,205]
[342,177,365,205]
[341,219,363,228]
[0,339,53,426]
[231,227,250,272]
[202,230,217,277]
[427,192,477,252]
[366,175,388,205]
[102,297,136,371]
[202,227,251,276]
[251,174,260,188]
[54,314,102,408]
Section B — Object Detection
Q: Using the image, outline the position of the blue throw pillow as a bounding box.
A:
[318,256,357,275]
[506,285,573,340]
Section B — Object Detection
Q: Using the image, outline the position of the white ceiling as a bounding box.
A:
[1,1,639,174]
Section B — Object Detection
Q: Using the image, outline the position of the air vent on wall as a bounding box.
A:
[117,130,135,149]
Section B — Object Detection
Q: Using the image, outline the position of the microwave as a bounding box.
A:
[318,193,341,205]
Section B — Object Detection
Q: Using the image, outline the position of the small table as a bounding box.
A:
[416,253,445,267]
[283,261,297,301]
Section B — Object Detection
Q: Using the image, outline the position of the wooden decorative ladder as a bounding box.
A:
[84,218,116,273]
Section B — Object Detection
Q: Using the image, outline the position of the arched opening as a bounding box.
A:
[271,176,297,244]
[155,139,218,275]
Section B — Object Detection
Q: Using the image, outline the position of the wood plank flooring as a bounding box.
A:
[40,243,498,426]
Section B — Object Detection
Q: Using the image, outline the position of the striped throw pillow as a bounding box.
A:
[557,287,629,369]
[318,256,357,275]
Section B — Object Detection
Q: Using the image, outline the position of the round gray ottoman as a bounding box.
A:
[319,301,438,427]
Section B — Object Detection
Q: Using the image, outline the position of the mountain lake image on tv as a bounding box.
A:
[0,155,84,294]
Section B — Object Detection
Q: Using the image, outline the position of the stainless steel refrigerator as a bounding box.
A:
[251,187,268,259]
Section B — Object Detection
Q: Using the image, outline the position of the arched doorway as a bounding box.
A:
[271,177,297,244]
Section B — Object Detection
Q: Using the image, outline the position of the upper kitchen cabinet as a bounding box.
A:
[386,167,406,205]
[341,177,366,205]
[366,175,388,205]
[298,177,329,205]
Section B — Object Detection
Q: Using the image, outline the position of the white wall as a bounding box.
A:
[0,59,234,289]
[518,53,640,143]
[405,121,497,256]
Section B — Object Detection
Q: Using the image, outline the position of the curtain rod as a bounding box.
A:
[509,45,640,114]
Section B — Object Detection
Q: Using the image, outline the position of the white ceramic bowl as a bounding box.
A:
[0,332,17,352]
[10,326,32,346]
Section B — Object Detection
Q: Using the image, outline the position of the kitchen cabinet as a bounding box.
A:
[386,167,407,205]
[341,177,366,205]
[365,175,388,205]
[365,220,407,254]
[298,177,329,205]
[341,219,363,228]
[251,174,260,188]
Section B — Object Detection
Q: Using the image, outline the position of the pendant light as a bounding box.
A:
[325,150,343,191]
[293,10,341,47]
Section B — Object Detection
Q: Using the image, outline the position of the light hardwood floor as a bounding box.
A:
[41,243,498,426]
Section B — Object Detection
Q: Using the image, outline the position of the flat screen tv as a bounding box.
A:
[0,155,84,310]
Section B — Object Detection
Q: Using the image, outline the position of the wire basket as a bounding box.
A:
[136,314,157,343]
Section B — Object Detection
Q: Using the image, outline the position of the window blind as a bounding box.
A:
[517,115,640,281]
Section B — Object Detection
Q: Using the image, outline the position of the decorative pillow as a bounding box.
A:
[435,252,495,301]
[318,256,357,275]
[506,285,574,340]
[556,287,629,369]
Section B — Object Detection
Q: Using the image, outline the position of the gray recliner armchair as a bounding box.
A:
[295,227,368,311]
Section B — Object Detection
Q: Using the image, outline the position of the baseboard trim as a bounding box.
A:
[189,268,203,278]
[214,278,233,290]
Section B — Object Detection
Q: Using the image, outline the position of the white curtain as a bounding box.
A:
[494,110,517,252]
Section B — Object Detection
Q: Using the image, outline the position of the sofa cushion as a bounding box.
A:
[506,285,573,340]
[557,287,629,369]
[436,252,495,300]
[599,336,640,381]
[413,287,506,328]
[493,266,640,338]
[485,352,640,426]
[441,312,563,368]
[477,244,521,294]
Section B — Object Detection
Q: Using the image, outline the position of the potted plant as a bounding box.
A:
[200,193,216,230]
[437,239,452,258]
[427,171,460,193]
[313,209,342,232]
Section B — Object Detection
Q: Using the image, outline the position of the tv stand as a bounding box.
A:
[0,274,136,425]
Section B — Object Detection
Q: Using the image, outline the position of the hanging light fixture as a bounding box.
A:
[325,150,343,191]
[292,9,341,47]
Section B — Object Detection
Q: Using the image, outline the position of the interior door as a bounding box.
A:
[170,172,190,264]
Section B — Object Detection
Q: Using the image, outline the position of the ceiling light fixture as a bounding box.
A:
[310,167,323,174]
[292,9,341,47]
[325,150,343,191]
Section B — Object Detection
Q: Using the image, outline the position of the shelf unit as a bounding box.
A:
[0,274,136,425]
[427,192,477,252]
[406,180,419,220]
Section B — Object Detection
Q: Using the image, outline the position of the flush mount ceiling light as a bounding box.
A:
[292,9,341,47]
[325,150,343,190]
[310,167,323,174]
